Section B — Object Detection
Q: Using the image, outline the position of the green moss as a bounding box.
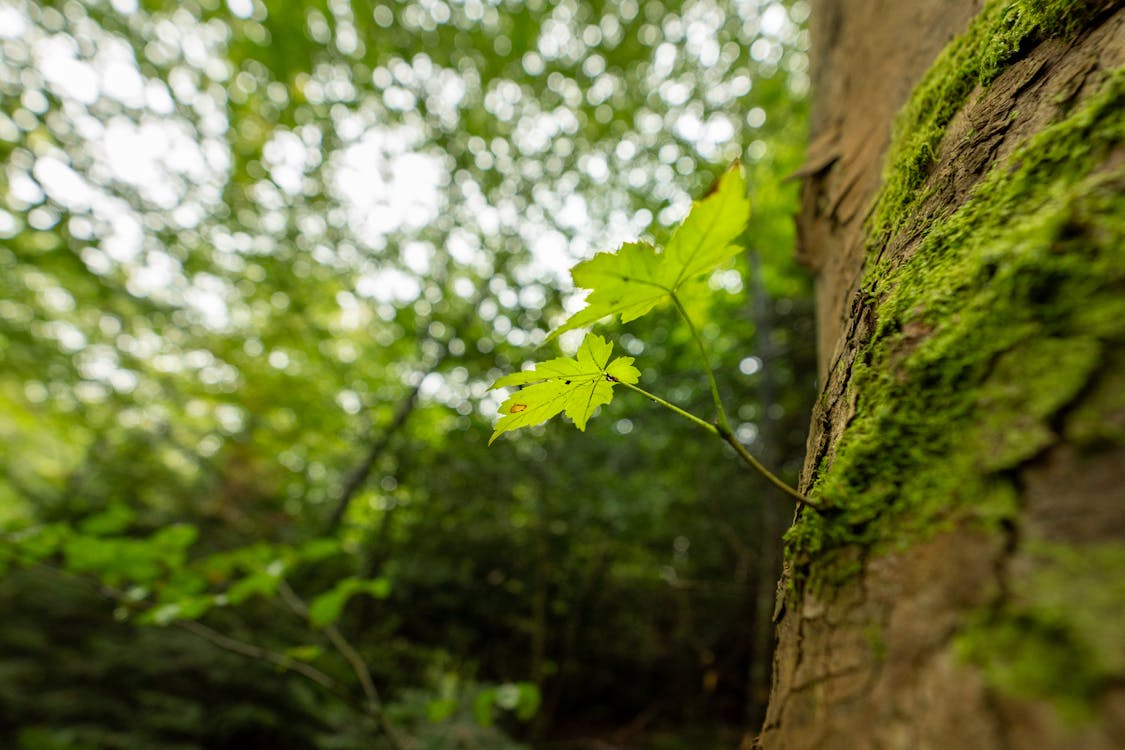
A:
[972,337,1101,471]
[784,4,1125,714]
[955,613,1104,721]
[789,66,1125,572]
[870,0,1112,244]
[955,542,1125,720]
[1064,354,1125,446]
[782,0,1125,718]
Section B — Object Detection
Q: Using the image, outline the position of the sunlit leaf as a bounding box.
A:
[225,571,282,605]
[295,538,343,563]
[137,595,214,625]
[488,333,640,444]
[547,163,750,340]
[493,683,521,710]
[664,162,751,285]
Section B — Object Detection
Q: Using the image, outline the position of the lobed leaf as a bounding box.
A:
[488,333,640,444]
[547,162,749,340]
[664,161,752,286]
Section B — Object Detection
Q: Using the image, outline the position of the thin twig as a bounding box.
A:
[665,289,818,507]
[327,292,485,532]
[670,291,733,433]
[714,423,816,506]
[613,378,818,508]
[326,382,423,532]
[276,579,407,750]
[613,378,720,435]
[174,619,348,698]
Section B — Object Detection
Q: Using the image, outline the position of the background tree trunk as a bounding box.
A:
[760,1,1125,748]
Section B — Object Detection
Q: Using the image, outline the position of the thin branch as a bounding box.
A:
[1,469,51,507]
[613,378,720,436]
[327,286,490,532]
[276,580,407,750]
[714,423,816,506]
[614,378,818,508]
[666,289,819,507]
[173,618,348,698]
[326,382,422,532]
[670,290,732,433]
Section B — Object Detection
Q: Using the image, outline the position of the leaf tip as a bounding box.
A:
[701,159,745,198]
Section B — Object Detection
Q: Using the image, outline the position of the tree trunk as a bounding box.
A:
[760,2,1125,748]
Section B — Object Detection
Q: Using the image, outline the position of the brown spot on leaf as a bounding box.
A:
[509,403,528,413]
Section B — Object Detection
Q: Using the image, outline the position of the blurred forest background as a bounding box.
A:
[0,0,816,748]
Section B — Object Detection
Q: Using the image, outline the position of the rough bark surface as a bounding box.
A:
[795,0,985,380]
[760,2,1125,749]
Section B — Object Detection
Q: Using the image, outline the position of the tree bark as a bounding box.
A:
[760,2,1125,748]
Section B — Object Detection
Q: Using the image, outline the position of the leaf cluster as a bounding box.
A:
[490,165,750,442]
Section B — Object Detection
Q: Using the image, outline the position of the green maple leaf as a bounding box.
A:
[488,333,640,444]
[547,162,749,341]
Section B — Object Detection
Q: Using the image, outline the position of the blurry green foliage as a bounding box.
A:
[308,574,392,627]
[0,0,815,746]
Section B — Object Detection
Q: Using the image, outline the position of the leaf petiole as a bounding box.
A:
[613,377,818,508]
[670,290,732,433]
[611,377,720,436]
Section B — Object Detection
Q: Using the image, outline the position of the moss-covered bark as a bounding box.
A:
[761,1,1125,746]
[790,67,1125,572]
[870,0,1122,242]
